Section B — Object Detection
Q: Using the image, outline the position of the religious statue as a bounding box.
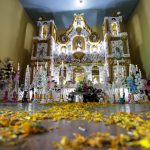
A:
[61,35,68,43]
[42,22,48,38]
[114,47,122,59]
[92,34,97,42]
[93,78,98,84]
[111,18,118,35]
[77,19,82,26]
[76,39,82,50]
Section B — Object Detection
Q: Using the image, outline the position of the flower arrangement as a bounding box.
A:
[143,80,150,100]
[75,80,95,94]
[75,79,103,102]
[126,65,144,94]
[0,58,16,90]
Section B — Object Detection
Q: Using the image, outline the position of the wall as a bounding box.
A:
[0,0,35,79]
[127,0,150,78]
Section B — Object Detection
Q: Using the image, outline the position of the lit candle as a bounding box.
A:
[139,69,142,77]
[17,63,20,71]
[27,65,29,72]
[33,67,35,76]
[61,61,64,69]
[135,65,138,71]
[45,62,48,69]
[117,61,119,66]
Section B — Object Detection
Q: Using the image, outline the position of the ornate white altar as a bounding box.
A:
[27,13,131,101]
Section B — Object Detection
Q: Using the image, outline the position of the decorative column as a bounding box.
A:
[107,59,114,83]
[14,63,20,91]
[50,55,54,77]
[50,35,55,77]
[24,65,30,91]
[14,63,20,101]
[41,64,48,102]
[60,61,64,102]
[66,66,73,82]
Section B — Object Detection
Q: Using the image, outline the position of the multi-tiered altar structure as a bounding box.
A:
[31,14,130,86]
[1,14,149,103]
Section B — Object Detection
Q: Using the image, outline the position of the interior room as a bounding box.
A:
[0,0,150,149]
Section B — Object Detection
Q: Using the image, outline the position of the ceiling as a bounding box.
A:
[20,0,139,28]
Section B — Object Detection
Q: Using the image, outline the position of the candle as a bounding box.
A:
[27,65,29,72]
[117,61,119,66]
[129,64,131,75]
[135,65,138,71]
[17,63,20,71]
[122,67,124,75]
[45,62,48,69]
[139,69,142,77]
[61,61,64,80]
[117,61,119,74]
[36,61,39,70]
[33,67,35,76]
